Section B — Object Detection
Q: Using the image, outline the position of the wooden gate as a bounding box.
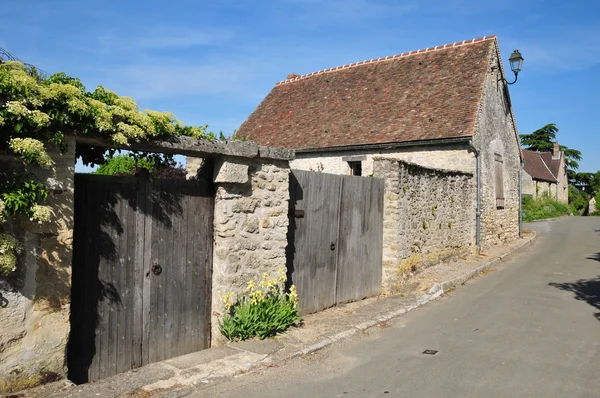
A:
[287,170,384,314]
[68,174,213,383]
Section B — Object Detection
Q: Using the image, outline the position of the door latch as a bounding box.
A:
[151,263,162,276]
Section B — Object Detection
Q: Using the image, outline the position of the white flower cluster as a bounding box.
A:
[0,233,17,275]
[5,100,30,117]
[9,138,54,169]
[30,204,53,223]
[0,199,5,223]
[29,110,50,128]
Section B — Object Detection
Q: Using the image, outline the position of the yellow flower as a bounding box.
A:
[247,280,255,291]
[221,292,234,305]
[288,285,299,307]
[278,267,287,282]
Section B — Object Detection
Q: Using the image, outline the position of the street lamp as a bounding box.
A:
[506,50,524,85]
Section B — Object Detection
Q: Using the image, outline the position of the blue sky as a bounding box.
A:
[1,0,599,172]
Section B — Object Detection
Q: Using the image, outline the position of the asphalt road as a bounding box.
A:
[200,217,600,398]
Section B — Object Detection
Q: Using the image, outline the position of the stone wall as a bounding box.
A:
[522,172,558,201]
[522,170,535,198]
[556,154,569,204]
[0,138,75,392]
[589,197,597,214]
[472,43,521,250]
[536,180,555,199]
[290,144,474,176]
[188,157,291,345]
[373,158,475,293]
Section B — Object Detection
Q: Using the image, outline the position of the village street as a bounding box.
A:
[199,217,600,398]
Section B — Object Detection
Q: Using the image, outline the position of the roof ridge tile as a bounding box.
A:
[275,35,497,86]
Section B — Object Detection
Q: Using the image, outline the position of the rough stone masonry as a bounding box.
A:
[0,138,76,391]
[188,156,291,346]
[373,158,476,293]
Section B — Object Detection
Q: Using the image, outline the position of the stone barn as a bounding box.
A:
[237,35,523,252]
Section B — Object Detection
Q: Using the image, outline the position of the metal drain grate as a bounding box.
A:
[422,349,438,355]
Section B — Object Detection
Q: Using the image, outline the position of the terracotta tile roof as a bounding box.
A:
[539,151,562,177]
[237,36,497,150]
[523,149,558,182]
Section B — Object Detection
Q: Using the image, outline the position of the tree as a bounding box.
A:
[520,123,582,181]
[94,153,186,179]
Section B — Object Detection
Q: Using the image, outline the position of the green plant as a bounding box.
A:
[567,184,590,215]
[422,221,427,229]
[219,269,301,341]
[522,195,571,222]
[1,177,49,220]
[431,205,436,216]
[448,221,452,228]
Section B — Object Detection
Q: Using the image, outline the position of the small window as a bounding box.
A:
[494,153,504,208]
[348,161,362,176]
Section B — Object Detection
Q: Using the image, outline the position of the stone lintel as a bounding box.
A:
[73,135,295,161]
[341,155,367,162]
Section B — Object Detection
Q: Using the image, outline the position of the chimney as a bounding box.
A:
[287,73,301,80]
[553,141,560,159]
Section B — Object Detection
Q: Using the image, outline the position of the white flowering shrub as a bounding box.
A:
[0,58,216,276]
[0,233,17,275]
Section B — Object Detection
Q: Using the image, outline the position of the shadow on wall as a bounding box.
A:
[549,254,600,322]
[0,162,73,310]
[67,170,187,384]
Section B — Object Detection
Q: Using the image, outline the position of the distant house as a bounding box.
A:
[522,142,568,203]
[237,35,522,250]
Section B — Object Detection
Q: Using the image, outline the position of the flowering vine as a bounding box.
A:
[0,58,216,276]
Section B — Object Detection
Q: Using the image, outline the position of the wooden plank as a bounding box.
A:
[86,181,101,382]
[118,182,136,374]
[141,179,154,366]
[185,189,197,352]
[177,192,190,356]
[200,183,214,349]
[106,186,119,379]
[68,175,92,383]
[132,177,146,369]
[148,180,165,364]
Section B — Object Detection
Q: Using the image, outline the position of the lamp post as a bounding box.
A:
[506,50,524,85]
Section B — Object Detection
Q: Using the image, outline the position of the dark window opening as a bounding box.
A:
[348,161,362,176]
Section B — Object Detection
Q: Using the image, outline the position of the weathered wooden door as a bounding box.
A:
[287,170,384,314]
[68,174,213,383]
